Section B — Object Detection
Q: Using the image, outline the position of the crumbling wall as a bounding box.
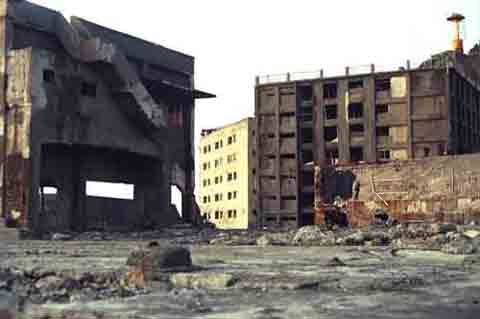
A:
[318,154,480,226]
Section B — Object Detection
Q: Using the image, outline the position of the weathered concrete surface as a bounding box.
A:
[2,231,480,318]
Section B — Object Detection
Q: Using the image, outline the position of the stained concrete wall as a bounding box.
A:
[0,0,204,234]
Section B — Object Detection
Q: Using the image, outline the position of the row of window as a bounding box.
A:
[324,103,390,121]
[202,153,238,171]
[202,172,238,187]
[202,134,238,154]
[202,191,238,204]
[206,209,239,220]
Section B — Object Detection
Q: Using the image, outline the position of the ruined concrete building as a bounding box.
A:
[255,13,480,228]
[0,0,214,235]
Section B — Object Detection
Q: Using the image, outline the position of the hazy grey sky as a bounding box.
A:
[30,0,480,141]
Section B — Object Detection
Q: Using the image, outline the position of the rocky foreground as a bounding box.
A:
[1,223,480,318]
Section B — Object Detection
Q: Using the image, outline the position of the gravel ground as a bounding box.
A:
[1,236,480,319]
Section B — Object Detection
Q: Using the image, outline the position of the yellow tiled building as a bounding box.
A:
[197,118,257,229]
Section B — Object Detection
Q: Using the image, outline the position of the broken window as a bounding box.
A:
[228,136,233,145]
[376,104,389,115]
[327,149,339,165]
[350,124,364,137]
[348,103,363,119]
[375,78,391,92]
[350,147,364,162]
[86,181,134,200]
[325,105,338,120]
[298,85,313,102]
[43,69,55,84]
[378,150,391,160]
[81,82,97,98]
[438,143,446,155]
[348,79,363,90]
[324,127,338,143]
[424,147,430,157]
[302,150,313,163]
[302,128,313,143]
[376,126,390,137]
[323,83,337,99]
[215,142,219,150]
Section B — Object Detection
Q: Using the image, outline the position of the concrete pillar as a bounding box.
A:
[337,80,350,164]
[365,76,377,163]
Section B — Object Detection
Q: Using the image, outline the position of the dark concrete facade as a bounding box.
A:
[0,0,213,235]
[255,50,480,228]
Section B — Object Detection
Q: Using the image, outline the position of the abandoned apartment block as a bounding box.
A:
[0,0,214,235]
[197,118,257,229]
[255,14,480,228]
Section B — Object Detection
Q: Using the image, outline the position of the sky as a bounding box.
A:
[27,0,480,208]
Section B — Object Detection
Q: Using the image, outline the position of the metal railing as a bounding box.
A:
[255,59,432,85]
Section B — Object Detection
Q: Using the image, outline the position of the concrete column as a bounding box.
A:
[365,76,377,163]
[337,80,350,164]
[406,72,414,158]
[313,82,326,165]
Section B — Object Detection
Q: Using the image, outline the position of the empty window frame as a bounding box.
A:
[378,150,391,160]
[86,181,134,200]
[298,85,313,102]
[350,124,364,137]
[325,105,338,120]
[327,149,339,165]
[376,104,389,115]
[43,69,55,84]
[375,78,391,92]
[323,83,337,99]
[302,128,313,143]
[348,79,363,90]
[350,147,364,162]
[424,147,430,157]
[376,126,390,137]
[348,103,363,119]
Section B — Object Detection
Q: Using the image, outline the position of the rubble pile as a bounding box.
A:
[291,223,480,254]
[0,267,147,306]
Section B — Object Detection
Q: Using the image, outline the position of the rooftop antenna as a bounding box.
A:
[447,13,465,54]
